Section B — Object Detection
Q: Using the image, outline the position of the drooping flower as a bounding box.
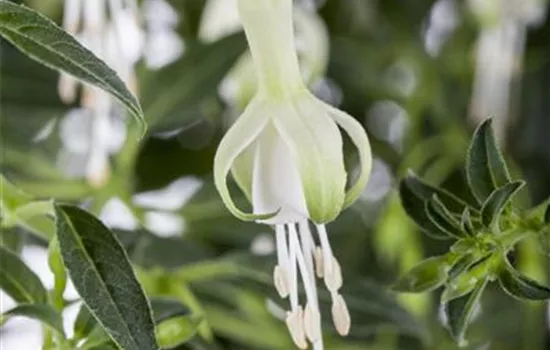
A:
[213,0,373,348]
[58,0,144,187]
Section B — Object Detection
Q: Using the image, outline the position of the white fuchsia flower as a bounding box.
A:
[213,0,373,348]
[58,0,144,187]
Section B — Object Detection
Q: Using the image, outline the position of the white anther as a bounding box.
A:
[331,293,351,336]
[274,265,290,298]
[314,246,324,278]
[286,308,308,349]
[324,256,343,292]
[303,302,321,342]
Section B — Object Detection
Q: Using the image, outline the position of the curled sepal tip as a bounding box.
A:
[214,101,279,221]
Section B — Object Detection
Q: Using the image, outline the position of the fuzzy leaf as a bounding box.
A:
[0,245,47,303]
[425,195,464,239]
[55,204,158,350]
[444,278,488,346]
[391,256,449,293]
[466,119,511,204]
[399,172,469,239]
[498,259,550,301]
[480,181,524,228]
[0,1,146,135]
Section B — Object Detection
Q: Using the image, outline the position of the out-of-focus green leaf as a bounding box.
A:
[1,303,64,335]
[140,32,246,130]
[444,278,488,346]
[151,298,190,323]
[73,304,97,340]
[155,314,202,349]
[498,258,550,301]
[391,256,449,293]
[54,204,158,350]
[0,1,145,134]
[0,244,47,303]
[466,119,511,204]
[480,181,524,228]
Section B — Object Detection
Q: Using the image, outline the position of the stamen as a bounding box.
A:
[303,302,321,342]
[324,256,343,293]
[315,224,334,276]
[331,293,351,336]
[273,265,289,298]
[286,308,307,349]
[287,224,299,310]
[314,246,324,278]
[276,224,289,269]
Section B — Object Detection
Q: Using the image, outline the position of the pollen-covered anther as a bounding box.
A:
[331,293,351,336]
[324,256,343,292]
[303,303,321,342]
[286,307,308,349]
[274,265,290,298]
[314,246,324,278]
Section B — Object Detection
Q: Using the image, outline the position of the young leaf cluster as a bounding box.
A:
[394,119,550,345]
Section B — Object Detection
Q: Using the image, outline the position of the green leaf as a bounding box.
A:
[448,253,480,280]
[498,258,550,301]
[73,304,97,340]
[151,298,190,323]
[441,255,493,303]
[0,1,146,135]
[155,315,202,349]
[391,256,449,293]
[460,208,476,236]
[0,245,47,303]
[466,119,511,204]
[399,172,469,239]
[1,303,64,335]
[141,32,246,130]
[54,204,158,350]
[425,195,464,239]
[444,278,488,346]
[480,181,524,228]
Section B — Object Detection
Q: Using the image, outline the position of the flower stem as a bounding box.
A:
[237,0,305,98]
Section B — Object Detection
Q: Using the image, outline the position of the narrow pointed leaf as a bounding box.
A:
[2,304,64,335]
[0,1,146,135]
[448,253,480,280]
[54,204,158,350]
[391,256,449,293]
[425,195,464,238]
[399,174,461,239]
[444,278,488,346]
[441,255,493,303]
[498,259,550,301]
[460,208,476,236]
[0,245,47,303]
[480,181,524,228]
[466,119,511,204]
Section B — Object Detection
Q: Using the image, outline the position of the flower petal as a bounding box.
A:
[324,103,372,208]
[231,143,255,202]
[272,95,346,223]
[214,100,275,221]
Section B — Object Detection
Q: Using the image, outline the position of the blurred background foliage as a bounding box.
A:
[1,0,549,349]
